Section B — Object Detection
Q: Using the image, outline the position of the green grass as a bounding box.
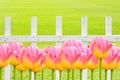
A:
[0,0,120,36]
[0,0,120,80]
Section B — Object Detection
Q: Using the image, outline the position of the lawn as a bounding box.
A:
[0,0,120,80]
[0,0,120,36]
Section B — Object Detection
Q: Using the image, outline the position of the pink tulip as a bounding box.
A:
[102,46,120,70]
[76,46,92,69]
[85,46,99,69]
[0,44,11,67]
[87,55,99,69]
[8,42,23,65]
[61,46,78,69]
[32,50,46,72]
[90,37,112,58]
[21,46,46,72]
[45,46,64,71]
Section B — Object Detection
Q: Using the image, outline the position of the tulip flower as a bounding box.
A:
[90,37,112,59]
[21,46,46,80]
[102,46,120,70]
[21,46,46,70]
[76,46,93,80]
[76,46,99,80]
[0,44,11,67]
[8,42,26,80]
[61,46,78,69]
[8,42,23,65]
[16,47,26,71]
[86,48,99,80]
[0,44,11,80]
[90,37,112,80]
[63,40,82,80]
[8,43,26,80]
[31,50,46,72]
[61,46,78,80]
[45,46,64,80]
[76,46,90,69]
[86,55,99,70]
[87,46,99,70]
[45,46,64,70]
[102,46,120,80]
[32,49,46,80]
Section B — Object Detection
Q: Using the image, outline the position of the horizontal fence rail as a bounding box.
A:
[1,35,120,42]
[0,16,116,80]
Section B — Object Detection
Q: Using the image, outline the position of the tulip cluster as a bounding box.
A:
[0,37,120,80]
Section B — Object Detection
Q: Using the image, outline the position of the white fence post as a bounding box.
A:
[106,16,112,80]
[31,16,37,80]
[31,16,37,46]
[81,16,88,80]
[106,16,112,36]
[5,17,12,80]
[56,16,62,80]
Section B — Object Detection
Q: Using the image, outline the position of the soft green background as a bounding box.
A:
[0,0,120,80]
[0,0,120,36]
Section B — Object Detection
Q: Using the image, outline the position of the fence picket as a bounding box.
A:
[106,16,112,80]
[81,16,88,80]
[106,16,112,36]
[31,16,38,80]
[56,16,62,80]
[5,17,12,80]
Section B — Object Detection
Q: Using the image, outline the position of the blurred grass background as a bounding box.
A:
[0,0,120,80]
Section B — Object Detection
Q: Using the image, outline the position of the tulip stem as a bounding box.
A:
[29,70,31,80]
[67,70,70,80]
[20,71,23,80]
[99,59,102,80]
[34,72,37,80]
[91,70,94,80]
[0,68,2,80]
[60,71,62,80]
[80,70,82,80]
[72,69,74,80]
[13,66,16,80]
[41,70,43,80]
[111,70,113,80]
[52,70,54,80]
[105,69,107,80]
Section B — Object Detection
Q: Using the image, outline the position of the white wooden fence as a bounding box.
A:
[0,16,119,80]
